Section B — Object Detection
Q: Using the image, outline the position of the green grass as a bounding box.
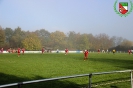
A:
[0,53,133,88]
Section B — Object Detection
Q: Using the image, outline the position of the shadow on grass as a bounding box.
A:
[90,57,133,69]
[0,73,88,88]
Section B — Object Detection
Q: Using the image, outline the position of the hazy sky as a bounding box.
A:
[0,0,133,41]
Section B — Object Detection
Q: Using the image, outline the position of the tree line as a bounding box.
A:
[0,26,133,51]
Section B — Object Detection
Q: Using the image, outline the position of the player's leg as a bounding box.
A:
[18,53,20,57]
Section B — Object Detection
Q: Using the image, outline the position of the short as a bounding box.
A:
[85,54,87,57]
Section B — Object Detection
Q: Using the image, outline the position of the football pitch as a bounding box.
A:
[0,53,133,88]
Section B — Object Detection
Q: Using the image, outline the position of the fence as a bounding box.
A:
[0,70,132,88]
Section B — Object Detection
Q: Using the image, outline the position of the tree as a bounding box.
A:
[35,29,51,47]
[94,33,112,50]
[4,28,14,43]
[11,27,26,48]
[67,31,78,50]
[50,31,66,49]
[22,33,42,50]
[86,34,94,50]
[120,39,133,48]
[76,33,90,50]
[111,36,123,47]
[0,26,5,46]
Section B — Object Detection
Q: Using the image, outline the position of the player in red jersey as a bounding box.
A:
[86,49,89,59]
[1,48,3,53]
[128,50,131,55]
[83,50,89,61]
[98,49,100,54]
[65,48,68,55]
[17,48,21,57]
[42,47,45,54]
[83,50,87,61]
[22,48,25,55]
